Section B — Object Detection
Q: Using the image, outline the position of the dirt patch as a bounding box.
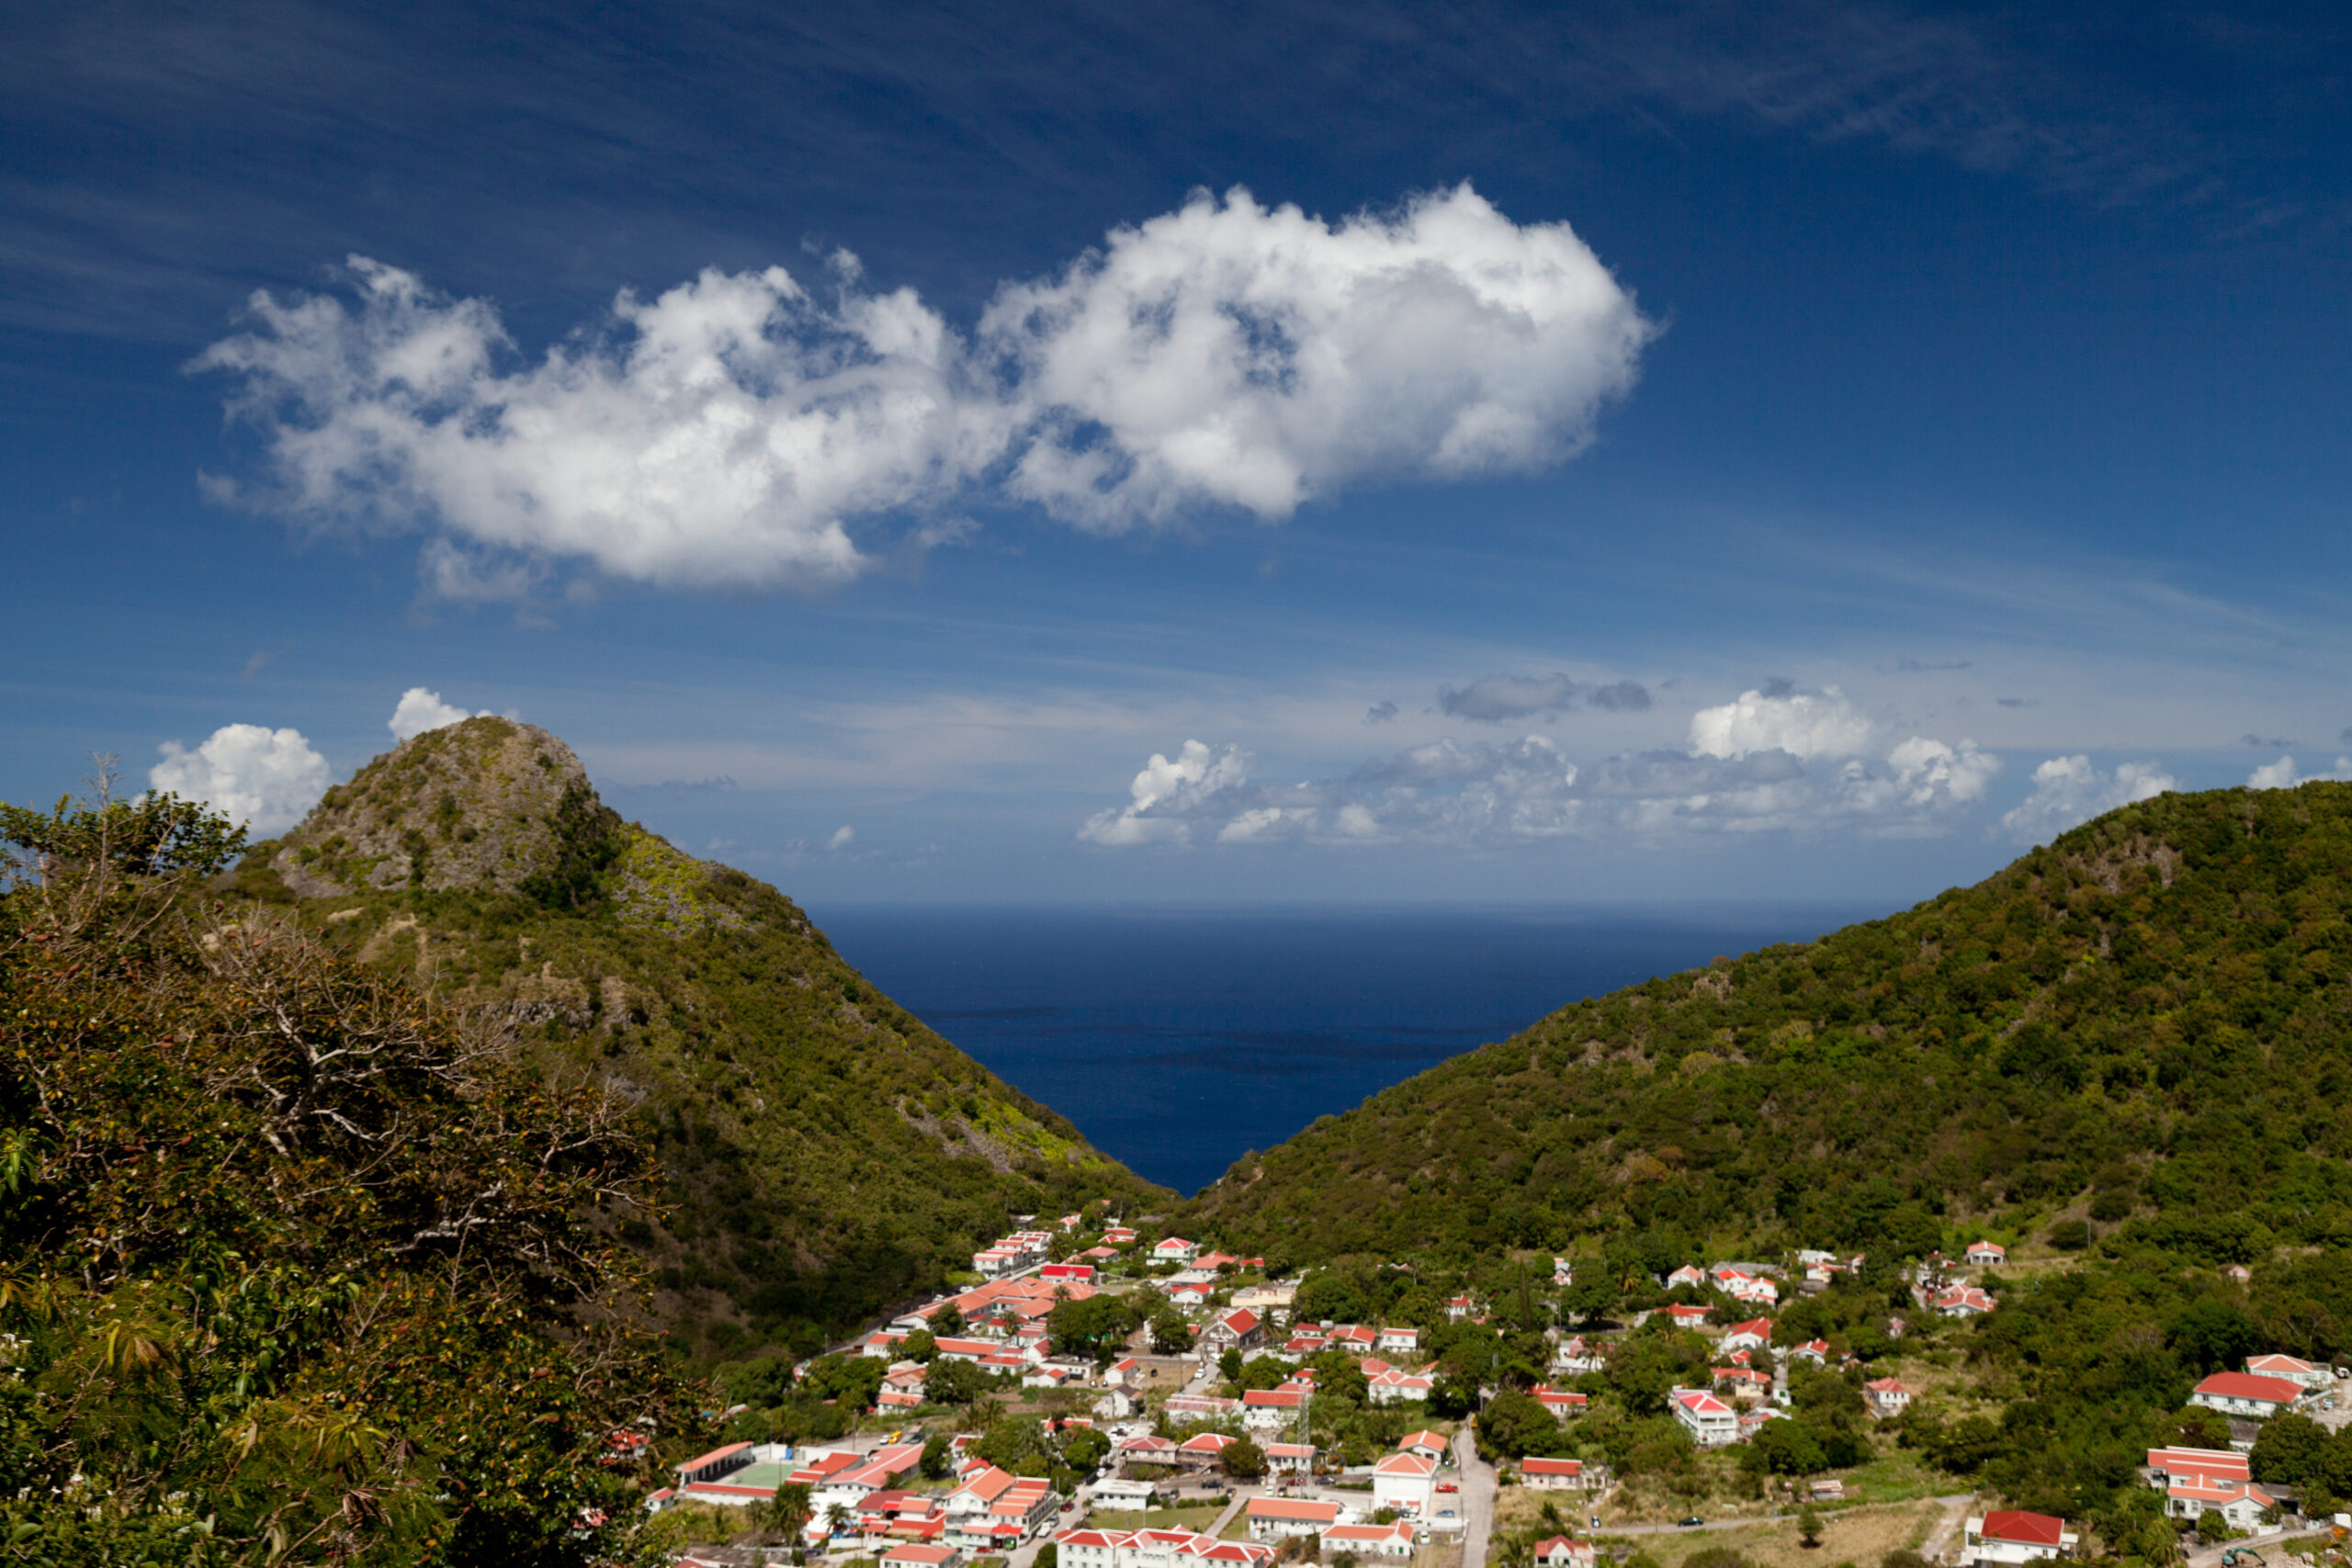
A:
[1620,1502,1945,1568]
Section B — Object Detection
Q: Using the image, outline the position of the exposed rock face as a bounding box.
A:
[272,717,605,897]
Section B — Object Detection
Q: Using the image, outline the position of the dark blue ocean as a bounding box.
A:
[813,904,1875,1197]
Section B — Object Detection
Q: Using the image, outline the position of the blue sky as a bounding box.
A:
[5,0,2349,906]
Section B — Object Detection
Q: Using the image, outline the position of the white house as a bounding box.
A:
[1965,1241,2007,1268]
[1520,1457,1591,1492]
[1665,1266,1708,1290]
[1246,1498,1339,1543]
[1263,1442,1317,1476]
[1863,1378,1912,1416]
[1964,1511,2075,1565]
[1721,1319,1773,1353]
[1367,1371,1433,1404]
[1371,1452,1437,1516]
[1552,1258,1576,1287]
[2190,1371,2306,1420]
[2245,1354,2334,1393]
[2164,1477,2279,1529]
[1321,1523,1416,1561]
[1153,1238,1201,1264]
[2145,1447,2248,1489]
[1241,1388,1308,1433]
[1670,1388,1739,1448]
[1788,1338,1829,1365]
[1532,1538,1597,1568]
[1395,1430,1448,1461]
[1376,1325,1420,1356]
[1934,1286,1996,1318]
[1533,1385,1589,1421]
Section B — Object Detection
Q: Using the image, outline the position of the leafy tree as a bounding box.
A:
[1062,1427,1112,1473]
[932,1304,967,1337]
[974,1415,1055,1477]
[1220,1348,1246,1382]
[902,1328,940,1363]
[764,1483,814,1548]
[920,1432,956,1480]
[1220,1438,1268,1479]
[1149,1305,1193,1355]
[1475,1388,1557,1461]
[1797,1507,1824,1549]
[1742,1419,1828,1477]
[2168,1297,2259,1373]
[926,1357,988,1405]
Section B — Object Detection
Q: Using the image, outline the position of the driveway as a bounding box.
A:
[1453,1425,1497,1568]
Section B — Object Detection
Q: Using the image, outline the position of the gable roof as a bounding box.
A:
[2194,1371,2305,1404]
[1247,1497,1340,1522]
[1980,1512,2065,1547]
[1374,1452,1436,1477]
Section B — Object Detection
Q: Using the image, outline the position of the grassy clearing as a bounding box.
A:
[1090,1503,1227,1533]
[1604,1501,1946,1568]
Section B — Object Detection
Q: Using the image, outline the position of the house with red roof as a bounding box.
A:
[2190,1371,2308,1420]
[1377,1325,1421,1355]
[1964,1511,2075,1564]
[1040,1262,1098,1285]
[2245,1353,2334,1393]
[1670,1387,1738,1447]
[1153,1237,1200,1263]
[1964,1241,2007,1267]
[1532,1537,1597,1568]
[1787,1337,1828,1364]
[880,1546,962,1568]
[1863,1377,1912,1416]
[1934,1286,1996,1318]
[1660,1303,1712,1328]
[1202,1307,1265,1353]
[1373,1451,1438,1515]
[1721,1318,1773,1352]
[1521,1458,1591,1491]
[1264,1441,1317,1476]
[1320,1522,1417,1560]
[2145,1447,2248,1488]
[1444,1294,1477,1322]
[1366,1369,1433,1404]
[1396,1430,1449,1461]
[1246,1497,1340,1543]
[1532,1385,1589,1420]
[1161,1393,1238,1424]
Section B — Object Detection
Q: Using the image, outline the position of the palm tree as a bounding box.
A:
[826,1502,854,1543]
[763,1482,814,1551]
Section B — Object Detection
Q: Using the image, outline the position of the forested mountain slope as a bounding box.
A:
[224,718,1168,1356]
[1182,782,2352,1269]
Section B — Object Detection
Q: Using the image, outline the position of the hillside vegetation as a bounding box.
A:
[223,719,1168,1357]
[0,786,692,1564]
[1183,782,2352,1273]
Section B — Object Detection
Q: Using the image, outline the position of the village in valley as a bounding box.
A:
[653,1213,2352,1568]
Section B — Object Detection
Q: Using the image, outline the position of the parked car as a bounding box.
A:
[1679,1517,1705,1529]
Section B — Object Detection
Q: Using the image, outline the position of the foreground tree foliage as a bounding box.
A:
[0,785,693,1565]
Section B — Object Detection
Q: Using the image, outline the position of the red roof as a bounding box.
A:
[1248,1498,1340,1522]
[2195,1371,2305,1404]
[1217,1308,1261,1334]
[1981,1512,2065,1547]
[1522,1457,1584,1476]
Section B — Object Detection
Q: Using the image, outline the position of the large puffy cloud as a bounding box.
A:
[196,184,1649,593]
[1998,755,2176,842]
[1688,686,1876,761]
[389,685,494,741]
[197,257,1001,590]
[984,185,1653,528]
[150,724,331,834]
[1080,694,1997,850]
[1438,672,1651,722]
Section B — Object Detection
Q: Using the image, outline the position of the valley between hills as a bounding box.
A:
[6,718,2352,1567]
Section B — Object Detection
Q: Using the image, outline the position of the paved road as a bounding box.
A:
[1454,1426,1496,1568]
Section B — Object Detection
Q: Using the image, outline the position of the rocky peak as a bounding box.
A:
[273,717,619,898]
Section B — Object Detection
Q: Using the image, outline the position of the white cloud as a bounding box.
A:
[828,825,856,851]
[388,685,493,741]
[1080,703,1997,851]
[983,184,1653,529]
[2245,754,2352,790]
[150,724,331,834]
[1079,739,1253,846]
[1688,686,1876,760]
[1998,754,2176,841]
[195,184,1650,594]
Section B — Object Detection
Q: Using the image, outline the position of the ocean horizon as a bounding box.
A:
[812,902,1883,1196]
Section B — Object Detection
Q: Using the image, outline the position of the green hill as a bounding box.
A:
[224,717,1169,1357]
[1181,781,2352,1272]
